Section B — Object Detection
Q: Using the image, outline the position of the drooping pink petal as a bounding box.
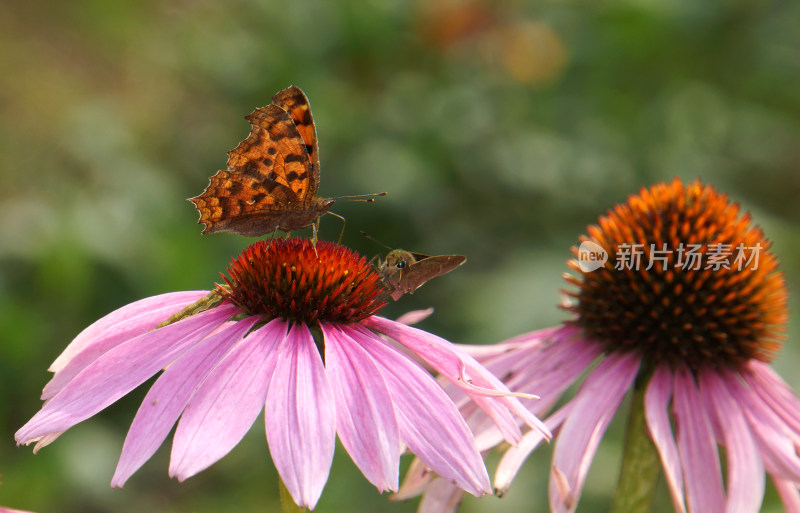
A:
[549,350,640,513]
[0,507,37,513]
[701,370,764,513]
[30,431,64,453]
[644,366,686,513]
[395,308,434,325]
[112,317,259,486]
[744,360,800,436]
[727,369,800,481]
[394,457,433,501]
[773,476,800,513]
[264,322,336,510]
[321,324,400,492]
[363,316,549,444]
[505,336,601,409]
[417,477,466,513]
[16,304,237,445]
[672,366,725,513]
[466,332,601,451]
[350,324,490,496]
[495,404,571,495]
[44,291,210,399]
[169,317,284,481]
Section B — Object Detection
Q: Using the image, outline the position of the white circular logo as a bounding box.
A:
[578,241,608,272]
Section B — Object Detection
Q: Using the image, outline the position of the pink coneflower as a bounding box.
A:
[16,238,547,510]
[403,179,799,513]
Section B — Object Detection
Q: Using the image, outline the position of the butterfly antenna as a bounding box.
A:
[333,192,387,203]
[360,231,392,251]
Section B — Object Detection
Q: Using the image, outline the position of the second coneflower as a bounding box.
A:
[403,179,799,513]
[16,238,548,510]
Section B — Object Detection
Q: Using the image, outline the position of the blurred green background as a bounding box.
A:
[1,0,798,512]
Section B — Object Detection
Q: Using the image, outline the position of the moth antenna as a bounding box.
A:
[360,231,392,251]
[333,192,387,203]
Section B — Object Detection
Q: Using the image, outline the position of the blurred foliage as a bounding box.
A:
[1,0,798,512]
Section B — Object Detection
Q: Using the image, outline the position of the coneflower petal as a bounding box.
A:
[495,404,571,496]
[322,323,400,492]
[364,316,549,443]
[417,477,466,513]
[744,360,800,435]
[168,317,279,481]
[701,371,764,513]
[113,317,259,487]
[549,350,639,513]
[44,291,209,399]
[673,367,725,513]
[16,305,236,444]
[351,324,490,496]
[468,333,600,448]
[727,371,800,481]
[772,477,800,513]
[265,323,336,510]
[394,457,433,501]
[644,366,686,513]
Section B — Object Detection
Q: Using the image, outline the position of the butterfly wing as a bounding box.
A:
[191,102,317,236]
[400,255,467,296]
[227,102,317,202]
[271,85,321,195]
[380,250,466,300]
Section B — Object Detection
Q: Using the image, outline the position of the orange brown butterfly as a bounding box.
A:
[190,86,385,237]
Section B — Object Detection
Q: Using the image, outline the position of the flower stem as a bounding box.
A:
[279,476,306,513]
[610,376,661,513]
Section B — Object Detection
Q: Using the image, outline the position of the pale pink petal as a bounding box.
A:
[0,507,37,513]
[467,333,600,450]
[394,457,433,501]
[321,323,400,491]
[459,325,577,359]
[493,333,600,403]
[744,360,800,435]
[644,366,686,513]
[44,291,210,399]
[701,370,764,513]
[417,477,465,513]
[364,316,549,444]
[773,477,800,513]
[549,350,640,513]
[265,323,336,510]
[495,404,571,496]
[112,317,260,486]
[350,324,490,496]
[16,304,237,445]
[169,318,285,481]
[672,366,725,513]
[727,370,800,481]
[30,431,64,453]
[395,308,434,325]
[456,333,594,453]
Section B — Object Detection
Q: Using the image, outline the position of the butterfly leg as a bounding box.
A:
[310,222,320,257]
[324,211,347,244]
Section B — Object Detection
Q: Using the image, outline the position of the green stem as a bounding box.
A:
[609,376,662,513]
[279,476,306,513]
